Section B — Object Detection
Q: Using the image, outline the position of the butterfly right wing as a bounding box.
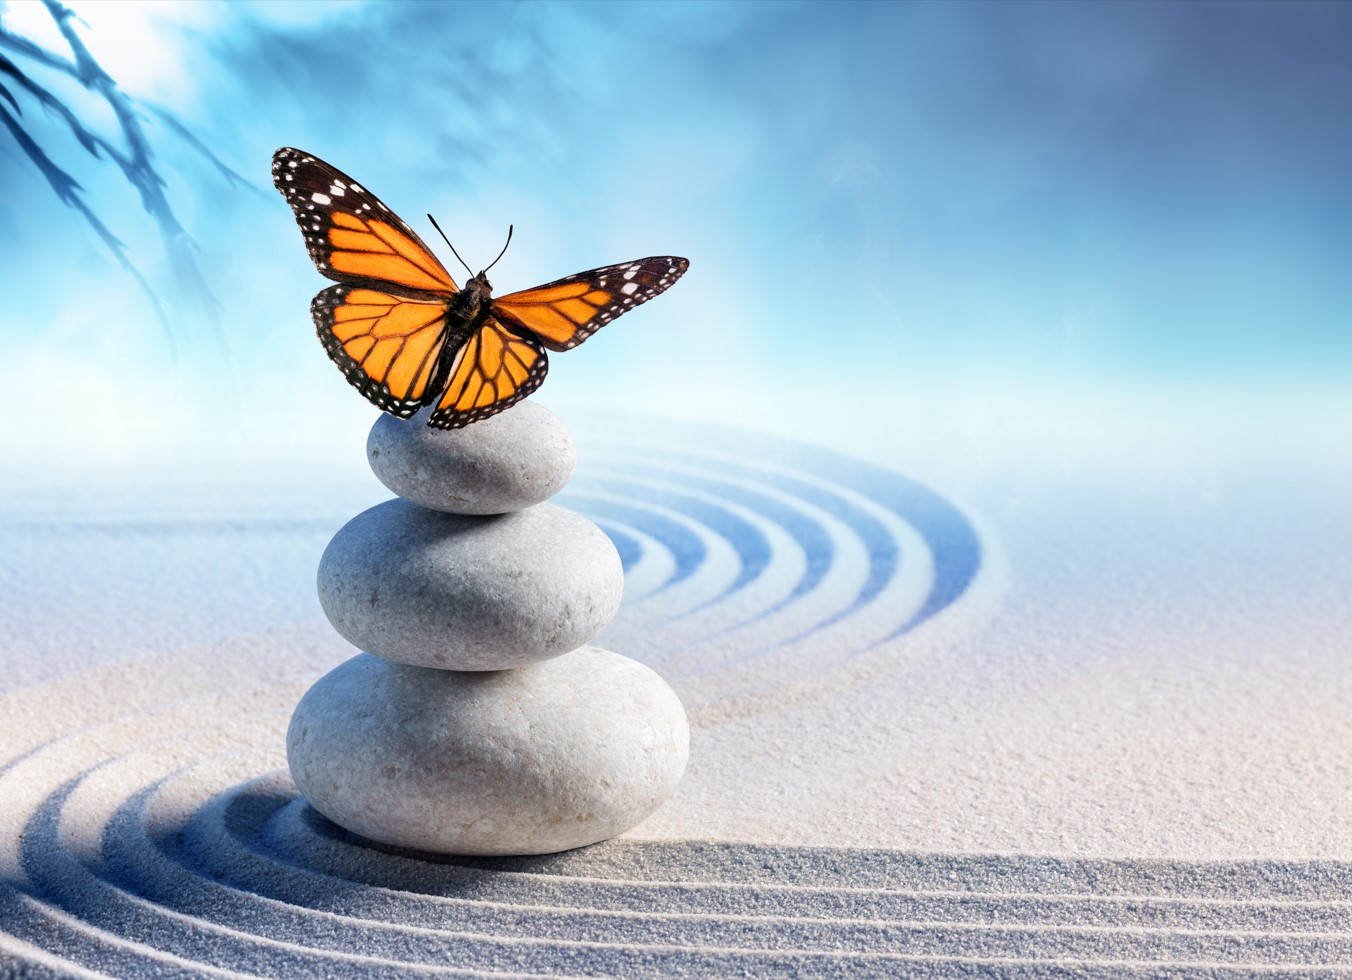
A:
[428,316,549,429]
[313,284,451,417]
[273,147,459,296]
[491,256,688,352]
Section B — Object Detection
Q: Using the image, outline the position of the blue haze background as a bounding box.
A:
[1,0,1348,474]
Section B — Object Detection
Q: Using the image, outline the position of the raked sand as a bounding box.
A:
[3,393,1352,975]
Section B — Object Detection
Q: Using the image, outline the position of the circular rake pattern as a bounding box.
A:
[563,423,991,717]
[4,427,1347,975]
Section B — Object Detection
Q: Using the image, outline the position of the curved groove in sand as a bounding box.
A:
[18,432,1342,973]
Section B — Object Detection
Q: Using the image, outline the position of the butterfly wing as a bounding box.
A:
[272,147,459,297]
[313,284,452,417]
[275,147,688,426]
[428,316,549,429]
[491,256,688,352]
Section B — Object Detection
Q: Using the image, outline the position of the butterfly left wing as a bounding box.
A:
[491,256,688,352]
[313,284,451,417]
[428,316,549,429]
[272,147,459,297]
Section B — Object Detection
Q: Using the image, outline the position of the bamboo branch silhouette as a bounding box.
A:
[0,0,248,367]
[0,101,172,354]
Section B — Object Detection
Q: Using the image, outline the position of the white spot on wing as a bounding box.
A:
[311,192,332,205]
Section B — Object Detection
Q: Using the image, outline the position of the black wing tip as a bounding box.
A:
[271,146,315,193]
[272,146,317,166]
[271,145,302,172]
[641,255,690,280]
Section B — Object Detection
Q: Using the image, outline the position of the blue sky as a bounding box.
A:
[1,0,1349,466]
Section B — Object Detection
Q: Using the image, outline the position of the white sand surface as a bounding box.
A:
[4,386,1352,974]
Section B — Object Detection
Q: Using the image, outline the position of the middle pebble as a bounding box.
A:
[318,499,624,670]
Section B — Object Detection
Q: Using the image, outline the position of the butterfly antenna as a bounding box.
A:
[427,214,474,277]
[484,224,513,274]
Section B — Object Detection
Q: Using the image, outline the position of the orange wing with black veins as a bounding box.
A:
[312,284,450,417]
[492,256,688,352]
[428,316,548,429]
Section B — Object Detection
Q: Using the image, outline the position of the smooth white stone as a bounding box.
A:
[368,401,576,515]
[287,648,689,856]
[318,499,623,670]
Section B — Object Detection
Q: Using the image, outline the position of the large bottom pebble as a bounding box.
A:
[287,647,689,856]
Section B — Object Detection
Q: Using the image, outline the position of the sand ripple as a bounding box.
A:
[17,433,1344,973]
[7,741,1352,976]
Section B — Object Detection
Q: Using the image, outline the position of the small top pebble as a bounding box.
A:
[367,400,576,515]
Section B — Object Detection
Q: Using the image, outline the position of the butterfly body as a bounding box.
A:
[444,272,490,326]
[272,147,688,428]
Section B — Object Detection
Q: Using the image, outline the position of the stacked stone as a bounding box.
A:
[287,402,689,856]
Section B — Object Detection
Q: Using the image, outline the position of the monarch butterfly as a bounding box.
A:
[271,147,689,428]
